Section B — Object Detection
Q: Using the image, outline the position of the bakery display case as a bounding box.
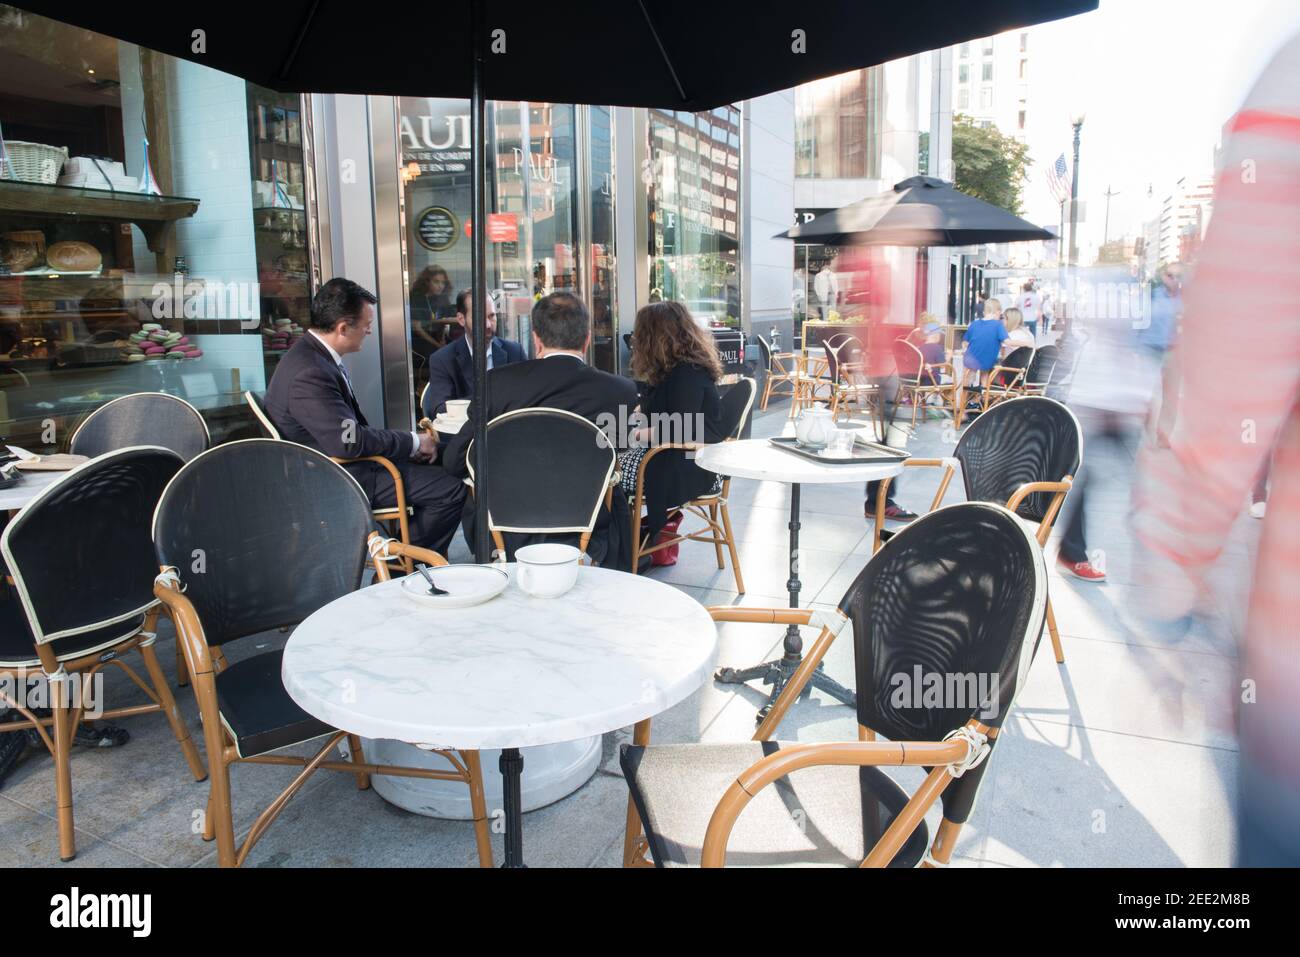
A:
[0,6,316,451]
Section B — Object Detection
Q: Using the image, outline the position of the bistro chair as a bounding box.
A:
[621,501,1048,867]
[891,337,958,426]
[978,345,1036,414]
[0,447,207,862]
[244,390,416,575]
[466,407,618,561]
[789,332,842,416]
[1020,344,1060,397]
[151,439,492,868]
[871,396,1081,665]
[629,377,755,593]
[756,335,799,411]
[68,392,209,462]
[825,334,881,426]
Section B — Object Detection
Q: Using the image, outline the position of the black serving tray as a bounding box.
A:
[768,436,911,465]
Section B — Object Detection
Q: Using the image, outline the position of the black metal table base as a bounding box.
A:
[499,748,526,868]
[714,482,857,721]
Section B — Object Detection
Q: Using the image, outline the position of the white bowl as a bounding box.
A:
[515,543,581,598]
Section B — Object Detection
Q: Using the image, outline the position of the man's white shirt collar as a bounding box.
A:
[309,329,344,366]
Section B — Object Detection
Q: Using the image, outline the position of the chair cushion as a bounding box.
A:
[621,741,929,868]
[215,649,334,758]
[0,597,144,668]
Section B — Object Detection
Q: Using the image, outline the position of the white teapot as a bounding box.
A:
[795,405,836,450]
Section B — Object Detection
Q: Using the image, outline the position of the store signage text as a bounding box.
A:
[400,114,472,151]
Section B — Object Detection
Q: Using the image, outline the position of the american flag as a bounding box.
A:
[1047,152,1071,203]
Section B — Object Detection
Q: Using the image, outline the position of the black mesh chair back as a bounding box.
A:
[891,338,924,385]
[841,501,1047,824]
[1024,345,1060,390]
[954,396,1082,523]
[719,376,757,440]
[69,392,210,462]
[152,440,374,647]
[823,334,861,383]
[756,334,775,370]
[244,391,281,439]
[2,447,183,654]
[471,408,616,536]
[1001,345,1034,372]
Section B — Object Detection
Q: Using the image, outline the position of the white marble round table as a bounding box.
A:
[695,437,903,487]
[695,437,905,718]
[282,564,717,866]
[0,469,64,513]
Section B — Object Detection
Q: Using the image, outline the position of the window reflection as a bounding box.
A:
[647,106,740,330]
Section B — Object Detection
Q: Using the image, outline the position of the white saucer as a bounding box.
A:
[433,416,466,434]
[399,564,508,609]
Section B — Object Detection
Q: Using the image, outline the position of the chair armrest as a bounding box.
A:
[700,724,991,867]
[367,532,448,580]
[1005,477,1073,543]
[707,606,816,626]
[153,568,216,678]
[871,458,959,553]
[986,365,1027,388]
[629,442,709,509]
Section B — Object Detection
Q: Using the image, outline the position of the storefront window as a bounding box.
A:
[0,5,313,450]
[589,106,617,372]
[400,98,616,399]
[647,106,740,329]
[794,68,881,180]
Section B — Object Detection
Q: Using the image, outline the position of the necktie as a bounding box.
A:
[338,362,355,397]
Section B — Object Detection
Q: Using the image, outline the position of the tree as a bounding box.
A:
[951,114,1032,215]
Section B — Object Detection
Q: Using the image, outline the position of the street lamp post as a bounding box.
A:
[1068,115,1083,267]
[1066,113,1084,332]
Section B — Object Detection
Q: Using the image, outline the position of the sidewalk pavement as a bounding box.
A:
[0,396,1248,867]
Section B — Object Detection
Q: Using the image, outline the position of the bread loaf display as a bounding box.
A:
[0,236,42,272]
[44,241,103,272]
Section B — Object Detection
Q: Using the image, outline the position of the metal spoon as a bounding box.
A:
[416,563,449,596]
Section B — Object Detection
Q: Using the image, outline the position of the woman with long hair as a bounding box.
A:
[622,301,727,547]
[410,265,453,355]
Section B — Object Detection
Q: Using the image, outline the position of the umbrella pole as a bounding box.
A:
[470,0,491,564]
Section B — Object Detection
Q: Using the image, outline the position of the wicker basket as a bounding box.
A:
[2,141,68,184]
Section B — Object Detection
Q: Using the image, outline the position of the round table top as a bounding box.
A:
[695,438,905,485]
[0,469,66,513]
[282,565,717,750]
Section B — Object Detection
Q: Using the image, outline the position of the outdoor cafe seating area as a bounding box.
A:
[0,353,1241,868]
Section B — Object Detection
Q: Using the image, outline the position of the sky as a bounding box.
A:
[1017,0,1300,255]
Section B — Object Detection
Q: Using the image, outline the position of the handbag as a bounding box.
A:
[651,510,684,567]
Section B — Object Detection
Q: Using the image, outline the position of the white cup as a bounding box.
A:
[445,399,471,421]
[515,543,581,598]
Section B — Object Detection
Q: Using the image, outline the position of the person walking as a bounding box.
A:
[1020,280,1043,339]
[1133,31,1300,865]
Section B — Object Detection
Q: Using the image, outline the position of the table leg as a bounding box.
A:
[499,748,525,868]
[715,483,857,722]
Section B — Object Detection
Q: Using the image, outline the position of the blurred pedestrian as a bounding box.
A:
[1133,31,1300,866]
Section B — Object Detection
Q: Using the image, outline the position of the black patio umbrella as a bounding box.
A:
[9,0,1095,566]
[10,0,1098,870]
[781,175,1055,246]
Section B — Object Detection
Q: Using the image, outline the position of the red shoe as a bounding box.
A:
[1057,557,1106,581]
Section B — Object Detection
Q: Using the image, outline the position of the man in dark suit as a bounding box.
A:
[421,289,526,419]
[265,277,466,555]
[444,292,638,569]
